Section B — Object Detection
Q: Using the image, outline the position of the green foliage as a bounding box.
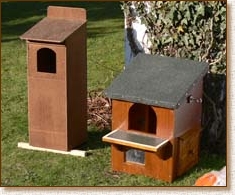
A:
[122,1,226,74]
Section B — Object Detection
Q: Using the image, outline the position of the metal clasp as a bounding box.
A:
[187,95,202,103]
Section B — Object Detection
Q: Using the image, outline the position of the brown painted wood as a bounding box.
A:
[112,99,175,138]
[176,128,200,176]
[174,79,203,137]
[48,6,86,21]
[152,106,174,138]
[65,22,87,150]
[23,6,87,151]
[112,100,132,131]
[108,100,178,182]
[106,94,202,182]
[111,139,177,182]
[28,43,68,150]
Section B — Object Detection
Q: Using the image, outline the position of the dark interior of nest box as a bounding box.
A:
[37,48,56,73]
[128,103,157,135]
[126,103,157,164]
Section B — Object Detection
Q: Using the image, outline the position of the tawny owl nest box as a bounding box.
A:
[102,53,208,182]
[20,6,87,151]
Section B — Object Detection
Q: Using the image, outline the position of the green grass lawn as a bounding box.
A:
[1,1,226,186]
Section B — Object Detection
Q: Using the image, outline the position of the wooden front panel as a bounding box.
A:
[28,43,68,151]
[111,139,177,182]
[112,100,133,131]
[28,42,66,80]
[110,100,177,181]
[152,107,174,139]
[112,100,174,139]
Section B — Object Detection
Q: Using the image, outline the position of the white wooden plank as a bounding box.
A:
[17,142,87,157]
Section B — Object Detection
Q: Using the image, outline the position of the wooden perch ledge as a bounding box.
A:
[102,130,169,153]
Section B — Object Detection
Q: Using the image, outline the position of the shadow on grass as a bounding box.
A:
[80,127,110,151]
[197,151,226,171]
[1,1,123,42]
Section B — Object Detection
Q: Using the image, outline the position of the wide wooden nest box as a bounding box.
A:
[102,53,208,182]
[20,6,87,151]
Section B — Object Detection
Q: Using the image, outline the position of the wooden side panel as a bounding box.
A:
[174,80,203,137]
[177,128,200,176]
[66,23,87,150]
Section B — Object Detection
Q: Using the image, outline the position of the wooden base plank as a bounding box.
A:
[17,142,87,157]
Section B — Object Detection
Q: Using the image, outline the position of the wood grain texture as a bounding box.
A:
[25,6,87,151]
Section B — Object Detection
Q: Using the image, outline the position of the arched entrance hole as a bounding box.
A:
[37,48,56,73]
[128,103,157,134]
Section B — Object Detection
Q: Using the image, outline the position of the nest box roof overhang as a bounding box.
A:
[20,6,86,43]
[105,53,208,109]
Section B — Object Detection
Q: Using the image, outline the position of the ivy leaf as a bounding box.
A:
[197,4,205,16]
[162,36,173,45]
[181,18,188,26]
[185,8,191,20]
[123,1,226,74]
[177,25,184,33]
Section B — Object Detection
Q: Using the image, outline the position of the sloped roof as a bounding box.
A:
[105,53,208,109]
[20,18,83,43]
[20,6,86,43]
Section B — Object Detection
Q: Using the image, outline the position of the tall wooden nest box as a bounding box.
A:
[20,6,87,151]
[102,53,208,182]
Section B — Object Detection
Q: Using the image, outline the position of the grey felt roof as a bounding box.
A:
[105,53,208,109]
[20,17,83,43]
